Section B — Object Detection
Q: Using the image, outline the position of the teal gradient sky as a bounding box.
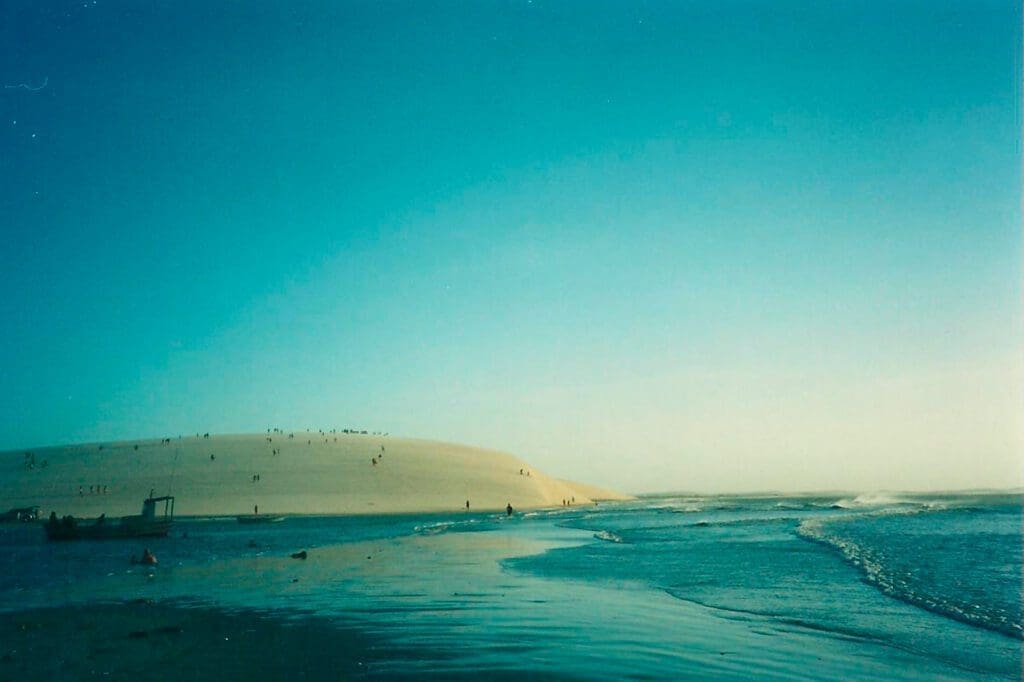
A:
[1,1,1020,492]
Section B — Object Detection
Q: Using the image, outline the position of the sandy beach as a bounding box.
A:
[0,432,631,519]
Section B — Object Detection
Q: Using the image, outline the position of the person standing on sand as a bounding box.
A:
[506,502,514,517]
[466,500,470,510]
[254,505,258,515]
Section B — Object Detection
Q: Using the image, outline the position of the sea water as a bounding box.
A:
[0,493,1020,679]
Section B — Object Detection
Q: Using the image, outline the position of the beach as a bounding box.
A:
[2,0,1017,677]
[1,493,1019,680]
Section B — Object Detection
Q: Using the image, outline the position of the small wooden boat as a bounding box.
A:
[236,514,285,524]
[44,496,174,541]
[1,506,39,523]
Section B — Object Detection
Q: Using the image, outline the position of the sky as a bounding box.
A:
[1,0,1020,493]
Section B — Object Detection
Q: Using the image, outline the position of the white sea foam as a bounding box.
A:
[798,513,1021,639]
[415,519,479,535]
[593,530,624,543]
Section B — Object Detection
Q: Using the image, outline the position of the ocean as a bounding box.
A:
[1,492,1020,679]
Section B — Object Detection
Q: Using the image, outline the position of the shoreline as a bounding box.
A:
[12,498,623,529]
[1,496,1016,680]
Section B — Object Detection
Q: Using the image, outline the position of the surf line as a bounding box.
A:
[4,77,48,92]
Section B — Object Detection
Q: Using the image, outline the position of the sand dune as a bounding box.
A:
[0,432,631,518]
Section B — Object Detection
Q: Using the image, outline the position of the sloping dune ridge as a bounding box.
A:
[0,432,632,517]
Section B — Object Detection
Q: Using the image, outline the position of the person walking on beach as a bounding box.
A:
[466,500,470,510]
[506,502,514,517]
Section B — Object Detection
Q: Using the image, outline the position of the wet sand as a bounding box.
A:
[0,600,381,681]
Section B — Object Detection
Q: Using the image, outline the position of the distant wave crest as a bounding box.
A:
[828,492,915,509]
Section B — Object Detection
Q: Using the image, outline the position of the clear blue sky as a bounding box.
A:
[1,1,1020,492]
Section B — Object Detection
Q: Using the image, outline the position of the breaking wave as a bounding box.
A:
[798,514,1022,640]
[825,492,951,511]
